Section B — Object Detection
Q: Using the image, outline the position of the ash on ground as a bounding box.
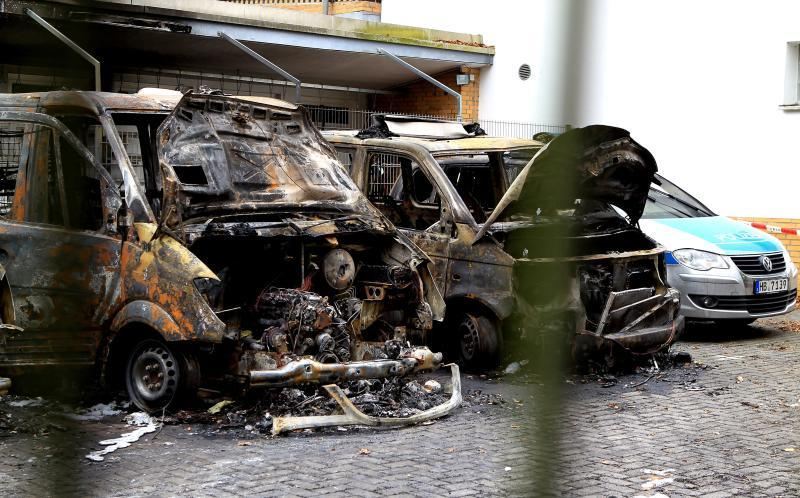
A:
[566,348,711,395]
[498,347,709,394]
[0,396,64,436]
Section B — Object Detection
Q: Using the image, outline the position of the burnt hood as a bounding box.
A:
[157,93,368,222]
[474,125,657,241]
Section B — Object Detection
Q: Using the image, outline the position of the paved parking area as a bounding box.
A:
[2,315,800,497]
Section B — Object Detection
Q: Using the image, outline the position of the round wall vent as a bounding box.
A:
[518,63,531,81]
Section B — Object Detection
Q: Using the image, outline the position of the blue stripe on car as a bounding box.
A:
[664,251,679,265]
[653,216,781,254]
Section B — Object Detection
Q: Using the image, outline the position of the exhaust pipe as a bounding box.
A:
[249,348,442,388]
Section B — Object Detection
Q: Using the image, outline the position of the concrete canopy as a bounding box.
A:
[1,1,494,92]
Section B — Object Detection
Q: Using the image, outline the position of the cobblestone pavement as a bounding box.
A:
[2,315,800,497]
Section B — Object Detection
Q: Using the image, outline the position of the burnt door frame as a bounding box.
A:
[357,146,456,297]
[0,112,122,367]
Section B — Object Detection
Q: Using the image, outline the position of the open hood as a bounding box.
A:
[157,92,366,222]
[475,125,657,241]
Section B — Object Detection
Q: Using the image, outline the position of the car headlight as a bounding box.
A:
[782,249,796,271]
[672,249,729,271]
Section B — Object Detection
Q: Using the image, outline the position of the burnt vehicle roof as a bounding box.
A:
[323,115,543,152]
[323,131,544,153]
[158,93,387,222]
[0,90,180,114]
[0,90,295,116]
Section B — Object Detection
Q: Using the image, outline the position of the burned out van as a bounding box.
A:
[0,92,450,418]
[325,118,683,367]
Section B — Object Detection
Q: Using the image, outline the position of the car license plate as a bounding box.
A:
[754,278,789,295]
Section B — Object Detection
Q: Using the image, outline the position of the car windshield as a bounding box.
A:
[432,147,538,215]
[502,148,539,183]
[642,175,715,219]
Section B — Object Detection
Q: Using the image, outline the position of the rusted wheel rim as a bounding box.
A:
[459,315,480,361]
[130,343,178,405]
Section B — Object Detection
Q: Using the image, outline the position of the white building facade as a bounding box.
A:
[383,0,800,219]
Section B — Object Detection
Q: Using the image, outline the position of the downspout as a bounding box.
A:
[377,48,462,122]
[219,31,302,104]
[25,8,101,91]
[323,0,330,15]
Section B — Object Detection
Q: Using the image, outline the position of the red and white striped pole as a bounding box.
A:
[740,221,800,236]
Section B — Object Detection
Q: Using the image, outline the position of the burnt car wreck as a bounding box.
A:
[326,120,683,366]
[482,126,684,363]
[0,90,454,428]
[154,93,447,403]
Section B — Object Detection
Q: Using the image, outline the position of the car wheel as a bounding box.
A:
[457,313,501,369]
[125,338,183,412]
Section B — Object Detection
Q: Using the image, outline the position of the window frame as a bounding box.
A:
[0,111,120,231]
[364,149,446,231]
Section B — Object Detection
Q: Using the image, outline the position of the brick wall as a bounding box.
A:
[736,217,800,269]
[220,0,381,16]
[372,66,481,122]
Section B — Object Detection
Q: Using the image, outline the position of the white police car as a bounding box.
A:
[639,174,797,326]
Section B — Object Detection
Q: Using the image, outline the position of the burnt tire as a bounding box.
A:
[125,338,183,413]
[457,313,501,369]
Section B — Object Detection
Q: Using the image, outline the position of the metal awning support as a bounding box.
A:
[378,48,462,122]
[25,9,101,91]
[219,31,302,103]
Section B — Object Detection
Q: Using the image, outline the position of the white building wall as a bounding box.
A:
[383,0,800,218]
[577,0,800,218]
[381,0,547,122]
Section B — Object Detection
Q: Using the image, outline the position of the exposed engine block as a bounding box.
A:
[254,288,351,363]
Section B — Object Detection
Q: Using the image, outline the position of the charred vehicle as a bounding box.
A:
[324,118,683,366]
[0,91,450,417]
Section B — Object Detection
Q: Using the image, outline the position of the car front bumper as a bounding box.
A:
[573,287,684,355]
[666,258,798,320]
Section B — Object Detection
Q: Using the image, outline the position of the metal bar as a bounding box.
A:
[25,8,101,91]
[218,31,302,103]
[99,114,155,224]
[271,363,462,435]
[50,130,71,228]
[377,48,462,121]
